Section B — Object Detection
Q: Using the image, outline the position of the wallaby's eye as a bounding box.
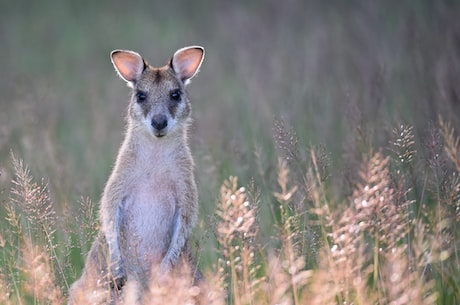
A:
[170,89,182,102]
[135,91,147,102]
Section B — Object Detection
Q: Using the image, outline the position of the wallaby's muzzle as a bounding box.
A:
[151,114,168,137]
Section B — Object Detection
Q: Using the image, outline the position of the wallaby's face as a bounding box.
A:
[111,47,204,138]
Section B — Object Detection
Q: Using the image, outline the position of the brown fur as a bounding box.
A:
[68,46,204,305]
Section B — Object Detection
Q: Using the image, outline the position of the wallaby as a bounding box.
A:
[68,46,204,304]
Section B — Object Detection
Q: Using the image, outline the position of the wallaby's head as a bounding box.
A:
[111,46,204,138]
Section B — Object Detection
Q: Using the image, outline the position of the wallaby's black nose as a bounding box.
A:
[151,114,168,130]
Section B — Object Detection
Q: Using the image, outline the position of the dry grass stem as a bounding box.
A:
[21,238,64,305]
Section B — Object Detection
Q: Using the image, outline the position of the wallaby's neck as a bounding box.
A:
[123,122,190,158]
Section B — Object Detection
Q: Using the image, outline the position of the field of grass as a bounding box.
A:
[1,0,460,304]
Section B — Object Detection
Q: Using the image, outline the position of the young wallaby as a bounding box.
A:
[68,46,204,304]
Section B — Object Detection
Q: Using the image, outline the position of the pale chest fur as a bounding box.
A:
[115,136,193,270]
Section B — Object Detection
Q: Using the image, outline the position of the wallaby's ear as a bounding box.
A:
[111,50,145,86]
[171,46,205,84]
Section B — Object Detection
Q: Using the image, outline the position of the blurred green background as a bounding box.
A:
[1,0,460,270]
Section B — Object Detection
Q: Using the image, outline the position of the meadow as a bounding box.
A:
[1,0,460,304]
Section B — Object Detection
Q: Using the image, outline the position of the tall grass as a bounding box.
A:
[1,0,460,304]
[1,118,460,304]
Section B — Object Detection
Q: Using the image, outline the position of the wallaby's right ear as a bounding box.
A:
[111,50,145,86]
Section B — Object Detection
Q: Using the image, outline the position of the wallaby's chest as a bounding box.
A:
[118,152,187,264]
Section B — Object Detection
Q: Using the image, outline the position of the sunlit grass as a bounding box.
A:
[2,117,460,304]
[1,0,460,304]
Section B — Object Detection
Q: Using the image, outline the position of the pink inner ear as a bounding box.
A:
[112,52,143,82]
[173,48,203,81]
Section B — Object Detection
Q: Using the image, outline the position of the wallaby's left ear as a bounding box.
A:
[171,46,205,84]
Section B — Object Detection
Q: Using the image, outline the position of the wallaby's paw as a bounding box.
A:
[157,259,173,286]
[157,270,173,287]
[159,258,172,275]
[110,265,127,291]
[111,275,127,291]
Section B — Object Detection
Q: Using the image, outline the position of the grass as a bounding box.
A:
[2,119,460,304]
[1,0,460,304]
